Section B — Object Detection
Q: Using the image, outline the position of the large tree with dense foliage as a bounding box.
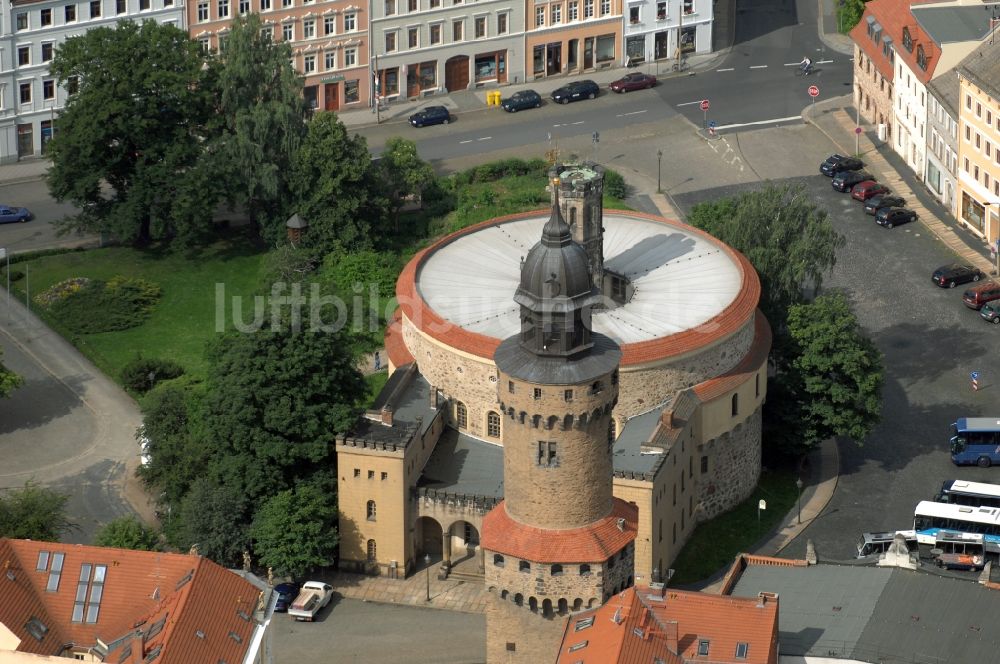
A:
[137,383,209,510]
[204,13,307,243]
[0,481,73,540]
[46,20,212,245]
[93,515,159,550]
[251,481,339,578]
[377,137,435,230]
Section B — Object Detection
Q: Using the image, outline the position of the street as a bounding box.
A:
[0,176,92,254]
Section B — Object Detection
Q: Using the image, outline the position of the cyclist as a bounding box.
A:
[799,56,813,75]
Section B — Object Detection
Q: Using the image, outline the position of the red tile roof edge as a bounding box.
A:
[383,308,414,368]
[717,552,809,596]
[396,210,760,367]
[692,312,771,402]
[482,499,638,563]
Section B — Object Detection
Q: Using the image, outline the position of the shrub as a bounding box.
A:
[3,269,24,282]
[121,356,185,393]
[603,169,628,199]
[45,276,162,333]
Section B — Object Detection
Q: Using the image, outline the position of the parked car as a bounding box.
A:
[551,80,600,104]
[288,581,333,621]
[851,181,891,201]
[609,72,656,93]
[980,300,1000,324]
[820,155,864,176]
[962,281,1000,310]
[0,205,32,223]
[864,194,906,215]
[273,582,301,612]
[501,90,542,112]
[408,105,451,127]
[832,170,875,192]
[874,207,917,228]
[932,263,984,288]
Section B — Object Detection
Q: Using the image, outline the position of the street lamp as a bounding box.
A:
[656,149,663,193]
[795,477,804,524]
[424,552,432,602]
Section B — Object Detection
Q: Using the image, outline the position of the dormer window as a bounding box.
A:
[916,44,928,71]
[902,27,913,53]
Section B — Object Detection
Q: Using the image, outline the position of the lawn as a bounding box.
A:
[669,467,799,585]
[10,237,266,382]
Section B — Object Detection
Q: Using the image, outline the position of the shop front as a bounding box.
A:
[405,61,438,98]
[625,35,645,65]
[961,190,985,236]
[322,75,345,111]
[474,52,507,84]
[526,27,616,79]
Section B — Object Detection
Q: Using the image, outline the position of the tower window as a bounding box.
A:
[366,500,377,521]
[509,380,515,394]
[608,419,616,446]
[519,560,530,573]
[366,539,377,562]
[456,401,467,428]
[564,389,573,402]
[731,393,739,417]
[590,381,602,395]
[533,387,542,400]
[537,441,558,466]
[701,456,708,474]
[487,411,501,437]
[579,564,591,575]
[493,554,505,567]
[551,564,563,576]
[755,373,760,397]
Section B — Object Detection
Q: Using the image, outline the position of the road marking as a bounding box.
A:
[459,140,473,144]
[817,59,833,64]
[616,110,648,117]
[677,100,702,107]
[784,62,800,67]
[749,65,768,69]
[571,121,585,125]
[477,136,492,141]
[713,115,802,130]
[716,68,735,72]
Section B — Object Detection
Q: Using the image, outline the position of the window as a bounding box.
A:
[493,554,504,567]
[408,0,417,9]
[303,18,315,38]
[697,640,710,656]
[966,125,971,142]
[655,0,665,18]
[600,0,609,15]
[551,564,563,576]
[282,0,291,6]
[366,500,377,521]
[731,393,738,416]
[498,12,507,33]
[16,13,28,30]
[430,24,440,43]
[43,80,55,100]
[977,102,982,118]
[116,0,126,13]
[452,19,462,40]
[456,402,467,428]
[303,54,315,73]
[344,12,356,30]
[628,6,638,23]
[977,133,981,150]
[408,27,418,48]
[755,373,760,397]
[323,16,334,34]
[551,4,561,23]
[261,0,271,8]
[535,6,544,25]
[19,82,31,104]
[72,564,107,624]
[197,1,208,20]
[17,47,29,67]
[575,616,594,631]
[475,16,485,37]
[353,468,360,477]
[538,441,558,466]
[533,387,542,400]
[41,8,53,25]
[519,560,530,572]
[36,551,50,571]
[139,0,149,9]
[487,411,500,437]
[579,564,590,575]
[901,27,912,53]
[366,539,377,561]
[344,48,357,66]
[41,43,53,62]
[238,0,249,12]
[324,51,335,69]
[701,455,708,473]
[218,0,230,17]
[430,0,439,7]
[65,4,77,21]
[282,23,293,40]
[683,0,692,12]
[385,0,395,14]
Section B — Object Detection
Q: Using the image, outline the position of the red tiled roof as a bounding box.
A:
[481,499,638,563]
[383,308,413,368]
[850,0,942,84]
[557,586,779,664]
[396,211,760,367]
[0,539,261,663]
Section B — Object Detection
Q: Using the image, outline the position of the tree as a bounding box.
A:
[688,184,844,366]
[205,14,307,243]
[177,478,250,566]
[137,383,209,510]
[0,481,73,540]
[288,113,386,254]
[785,292,883,451]
[94,515,159,550]
[0,348,22,398]
[838,0,868,33]
[46,21,212,245]
[377,137,435,231]
[199,318,366,505]
[251,482,338,578]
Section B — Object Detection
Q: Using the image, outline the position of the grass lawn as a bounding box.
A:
[364,371,389,407]
[670,467,799,585]
[11,236,266,382]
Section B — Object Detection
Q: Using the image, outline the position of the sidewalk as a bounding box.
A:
[0,157,49,186]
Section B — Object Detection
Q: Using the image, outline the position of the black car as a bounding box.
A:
[409,105,451,127]
[551,80,600,104]
[273,582,301,612]
[820,155,864,176]
[832,170,874,192]
[875,207,917,228]
[501,90,542,112]
[932,263,984,288]
[863,194,906,215]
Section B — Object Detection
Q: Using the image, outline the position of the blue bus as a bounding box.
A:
[950,418,1000,466]
[936,479,1000,508]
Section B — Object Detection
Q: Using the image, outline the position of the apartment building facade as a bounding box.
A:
[525,0,623,78]
[850,5,897,145]
[925,72,959,212]
[368,0,525,99]
[955,38,1000,244]
[187,0,369,111]
[622,0,711,67]
[1,0,185,162]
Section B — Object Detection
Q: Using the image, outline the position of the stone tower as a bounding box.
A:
[481,180,638,663]
[549,162,605,291]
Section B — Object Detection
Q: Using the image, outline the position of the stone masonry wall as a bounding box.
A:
[854,45,894,141]
[485,594,569,664]
[697,406,762,520]
[485,554,607,613]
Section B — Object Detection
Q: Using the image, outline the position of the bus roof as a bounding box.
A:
[915,500,1000,526]
[954,417,1000,432]
[941,479,1000,498]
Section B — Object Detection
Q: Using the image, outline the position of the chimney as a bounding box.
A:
[617,518,625,531]
[757,591,779,607]
[381,405,394,426]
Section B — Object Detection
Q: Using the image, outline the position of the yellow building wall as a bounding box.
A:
[337,445,407,576]
[956,76,1000,244]
[697,367,766,442]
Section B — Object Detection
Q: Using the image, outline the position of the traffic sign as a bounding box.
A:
[972,371,980,380]
[700,99,710,111]
[808,85,819,98]
[708,120,717,128]
[855,127,863,135]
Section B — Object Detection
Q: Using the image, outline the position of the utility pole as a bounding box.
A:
[674,0,684,72]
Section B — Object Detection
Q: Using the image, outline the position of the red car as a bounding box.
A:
[609,72,657,93]
[851,180,890,201]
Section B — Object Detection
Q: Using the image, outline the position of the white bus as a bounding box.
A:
[913,501,1000,551]
[936,479,1000,508]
